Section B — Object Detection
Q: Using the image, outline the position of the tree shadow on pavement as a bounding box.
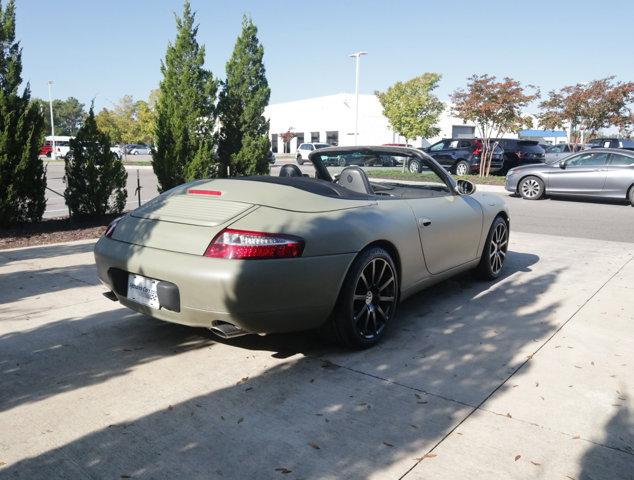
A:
[1,249,570,480]
[578,404,634,479]
[0,308,215,415]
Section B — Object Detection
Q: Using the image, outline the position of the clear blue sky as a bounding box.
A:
[16,0,634,111]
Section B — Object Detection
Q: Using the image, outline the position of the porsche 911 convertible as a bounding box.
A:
[94,146,509,348]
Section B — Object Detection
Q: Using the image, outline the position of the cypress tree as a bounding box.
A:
[153,1,217,191]
[217,15,271,177]
[0,0,46,226]
[64,106,127,216]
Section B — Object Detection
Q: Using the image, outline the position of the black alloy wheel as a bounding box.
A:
[327,247,399,348]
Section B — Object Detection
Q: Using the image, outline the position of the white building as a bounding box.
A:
[265,93,567,154]
[264,93,478,154]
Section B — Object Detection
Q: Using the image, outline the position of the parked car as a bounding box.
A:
[128,144,151,155]
[95,146,509,348]
[38,144,53,157]
[296,143,331,165]
[544,143,585,163]
[505,148,634,205]
[493,139,545,173]
[587,138,634,150]
[110,146,123,160]
[421,138,504,175]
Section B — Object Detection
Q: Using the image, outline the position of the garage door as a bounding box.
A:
[452,125,475,138]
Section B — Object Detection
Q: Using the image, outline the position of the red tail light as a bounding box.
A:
[204,229,305,259]
[472,140,482,155]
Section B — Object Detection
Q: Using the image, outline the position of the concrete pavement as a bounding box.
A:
[1,231,633,479]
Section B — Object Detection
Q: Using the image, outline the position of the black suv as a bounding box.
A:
[492,139,545,173]
[588,138,634,150]
[421,138,504,175]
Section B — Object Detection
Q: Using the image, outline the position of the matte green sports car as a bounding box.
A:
[94,146,509,348]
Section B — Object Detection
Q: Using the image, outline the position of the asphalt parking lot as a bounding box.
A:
[1,224,633,478]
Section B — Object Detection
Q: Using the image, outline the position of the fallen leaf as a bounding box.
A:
[535,382,540,387]
[245,387,253,392]
[167,405,174,411]
[414,393,422,400]
[565,476,576,480]
[530,461,541,466]
[514,455,521,461]
[309,379,314,383]
[237,417,244,424]
[275,467,292,474]
[572,435,580,440]
[506,413,512,418]
[410,424,419,429]
[308,442,320,450]
[383,442,394,447]
[591,361,595,366]
[237,376,249,385]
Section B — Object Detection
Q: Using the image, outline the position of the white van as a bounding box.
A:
[45,135,72,159]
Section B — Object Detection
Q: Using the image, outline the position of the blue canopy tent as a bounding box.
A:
[519,129,567,139]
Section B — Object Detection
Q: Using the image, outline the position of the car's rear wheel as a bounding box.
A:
[408,159,422,173]
[628,184,634,207]
[296,155,303,165]
[454,160,469,176]
[475,216,509,280]
[327,247,399,348]
[518,176,545,200]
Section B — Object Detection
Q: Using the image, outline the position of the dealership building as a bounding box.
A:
[264,93,565,154]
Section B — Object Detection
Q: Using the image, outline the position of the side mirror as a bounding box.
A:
[456,179,476,195]
[559,160,566,169]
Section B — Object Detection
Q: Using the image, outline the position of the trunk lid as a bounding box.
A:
[111,178,375,255]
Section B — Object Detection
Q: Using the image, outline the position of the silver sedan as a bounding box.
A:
[505,148,634,205]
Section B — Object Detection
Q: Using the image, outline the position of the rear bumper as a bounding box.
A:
[94,237,356,334]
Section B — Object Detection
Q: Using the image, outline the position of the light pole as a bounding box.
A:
[47,81,56,159]
[349,51,367,146]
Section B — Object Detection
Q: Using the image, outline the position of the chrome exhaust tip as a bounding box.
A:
[209,321,248,339]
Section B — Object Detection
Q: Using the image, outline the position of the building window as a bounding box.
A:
[295,133,304,148]
[311,132,319,143]
[326,131,338,146]
[271,134,278,153]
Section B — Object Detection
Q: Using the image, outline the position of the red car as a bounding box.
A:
[39,144,53,157]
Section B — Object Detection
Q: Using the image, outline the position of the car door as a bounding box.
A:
[547,152,609,195]
[427,140,453,169]
[603,152,634,198]
[404,169,483,274]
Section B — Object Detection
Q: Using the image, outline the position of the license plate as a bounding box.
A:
[127,274,160,309]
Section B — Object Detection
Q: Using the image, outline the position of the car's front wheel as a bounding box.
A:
[475,216,509,280]
[338,156,347,167]
[628,184,634,207]
[327,247,399,348]
[518,176,545,200]
[296,155,303,165]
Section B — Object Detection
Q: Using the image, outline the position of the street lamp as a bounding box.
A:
[349,51,367,146]
[47,81,56,159]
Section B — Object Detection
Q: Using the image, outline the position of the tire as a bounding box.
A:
[628,185,634,207]
[475,216,509,280]
[326,247,399,349]
[296,155,303,165]
[518,175,545,200]
[454,161,469,176]
[408,159,422,173]
[338,156,347,167]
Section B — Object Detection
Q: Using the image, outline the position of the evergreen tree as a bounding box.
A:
[153,1,217,191]
[217,15,271,177]
[0,0,46,226]
[64,106,127,216]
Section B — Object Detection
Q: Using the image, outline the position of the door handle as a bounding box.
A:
[418,218,432,227]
